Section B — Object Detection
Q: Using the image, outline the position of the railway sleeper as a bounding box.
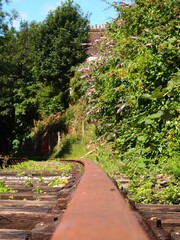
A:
[0,229,30,240]
[0,210,61,229]
[0,199,56,208]
[0,222,58,240]
[136,204,180,240]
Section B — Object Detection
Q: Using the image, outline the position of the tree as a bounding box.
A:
[0,1,39,154]
[36,0,89,112]
[12,21,40,153]
[0,0,89,155]
[0,0,8,35]
[0,0,16,154]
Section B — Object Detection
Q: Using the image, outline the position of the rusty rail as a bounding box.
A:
[51,159,149,240]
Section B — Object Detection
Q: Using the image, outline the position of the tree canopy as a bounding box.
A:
[36,0,89,110]
[0,0,89,154]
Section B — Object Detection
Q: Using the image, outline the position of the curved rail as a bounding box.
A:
[51,159,149,240]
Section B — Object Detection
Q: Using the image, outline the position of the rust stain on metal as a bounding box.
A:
[51,159,149,240]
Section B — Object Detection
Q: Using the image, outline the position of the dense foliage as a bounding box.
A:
[0,0,15,153]
[71,0,180,203]
[0,0,179,203]
[0,0,89,154]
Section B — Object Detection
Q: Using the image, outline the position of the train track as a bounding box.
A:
[0,158,83,240]
[116,178,180,240]
[136,204,180,240]
[0,157,179,240]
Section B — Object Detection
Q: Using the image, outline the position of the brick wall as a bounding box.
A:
[87,25,106,55]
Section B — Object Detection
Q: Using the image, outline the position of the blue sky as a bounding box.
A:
[6,0,120,27]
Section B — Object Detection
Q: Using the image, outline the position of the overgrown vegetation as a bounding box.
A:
[0,0,89,154]
[48,177,68,187]
[70,0,180,203]
[5,160,73,175]
[0,181,17,193]
[0,0,179,203]
[0,160,75,194]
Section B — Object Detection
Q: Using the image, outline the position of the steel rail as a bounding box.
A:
[51,159,149,240]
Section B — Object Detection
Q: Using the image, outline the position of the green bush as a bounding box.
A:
[71,0,180,203]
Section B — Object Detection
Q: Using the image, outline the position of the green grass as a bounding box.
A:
[87,145,180,204]
[0,181,18,193]
[1,160,72,175]
[48,176,68,187]
[51,123,97,159]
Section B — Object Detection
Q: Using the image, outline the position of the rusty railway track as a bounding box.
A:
[0,158,82,240]
[0,157,179,240]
